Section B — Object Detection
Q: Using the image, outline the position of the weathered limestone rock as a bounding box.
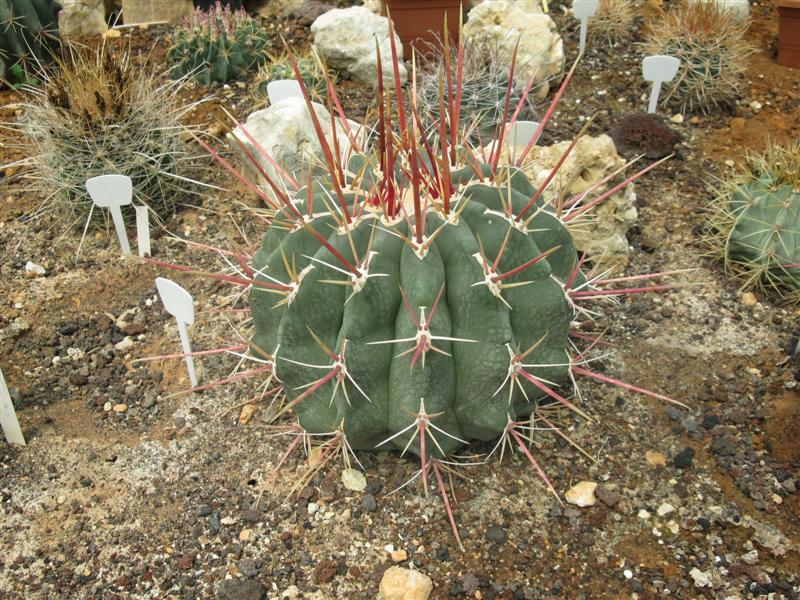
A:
[521,134,637,269]
[463,0,563,99]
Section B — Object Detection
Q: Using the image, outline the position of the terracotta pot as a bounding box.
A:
[383,0,462,58]
[776,0,800,69]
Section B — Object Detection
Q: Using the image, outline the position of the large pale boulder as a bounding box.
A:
[523,134,637,269]
[463,0,563,99]
[58,0,107,36]
[227,98,362,197]
[311,6,407,89]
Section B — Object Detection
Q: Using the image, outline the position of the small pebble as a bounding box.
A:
[565,481,597,507]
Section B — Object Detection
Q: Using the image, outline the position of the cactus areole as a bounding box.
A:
[250,157,583,457]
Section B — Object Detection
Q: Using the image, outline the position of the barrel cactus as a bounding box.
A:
[0,0,61,86]
[166,38,679,544]
[168,1,270,85]
[644,1,754,113]
[19,46,199,229]
[708,143,800,300]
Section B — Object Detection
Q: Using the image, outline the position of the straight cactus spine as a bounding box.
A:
[168,1,270,85]
[0,0,61,85]
[708,142,800,300]
[159,27,682,547]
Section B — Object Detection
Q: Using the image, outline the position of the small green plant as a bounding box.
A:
[417,39,537,144]
[707,143,800,301]
[589,0,636,44]
[168,1,270,85]
[254,51,331,103]
[644,2,754,113]
[18,46,200,229]
[0,0,60,87]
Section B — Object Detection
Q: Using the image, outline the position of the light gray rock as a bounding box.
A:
[227,98,363,197]
[311,6,407,89]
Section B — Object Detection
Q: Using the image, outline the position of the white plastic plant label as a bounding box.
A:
[642,55,681,114]
[85,174,133,255]
[573,0,599,55]
[0,368,25,446]
[506,120,542,149]
[155,277,198,388]
[267,79,303,105]
[135,205,151,258]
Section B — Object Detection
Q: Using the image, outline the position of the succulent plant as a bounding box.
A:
[644,2,754,113]
[0,0,61,86]
[168,2,270,85]
[255,51,331,104]
[17,45,200,229]
[707,142,800,300]
[589,0,636,45]
[417,39,537,144]
[161,36,681,546]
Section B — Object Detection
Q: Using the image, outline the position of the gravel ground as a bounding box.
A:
[1,1,799,598]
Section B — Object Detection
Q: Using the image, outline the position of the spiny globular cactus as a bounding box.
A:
[0,0,61,86]
[18,45,199,229]
[708,143,800,300]
[255,51,331,104]
[159,32,683,547]
[417,38,537,144]
[167,2,270,85]
[644,2,754,113]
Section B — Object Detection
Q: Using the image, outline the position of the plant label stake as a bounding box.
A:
[155,277,198,388]
[85,174,133,256]
[573,0,599,55]
[507,120,542,148]
[642,55,681,114]
[0,368,25,446]
[135,205,151,257]
[267,80,303,105]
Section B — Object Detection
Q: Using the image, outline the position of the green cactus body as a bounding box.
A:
[0,0,60,85]
[249,157,581,457]
[168,2,269,85]
[724,175,800,293]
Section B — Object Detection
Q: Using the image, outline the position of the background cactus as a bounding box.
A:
[168,2,270,85]
[18,46,200,229]
[707,143,800,300]
[417,39,537,144]
[588,0,636,45]
[0,0,61,86]
[644,2,754,113]
[254,51,331,104]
